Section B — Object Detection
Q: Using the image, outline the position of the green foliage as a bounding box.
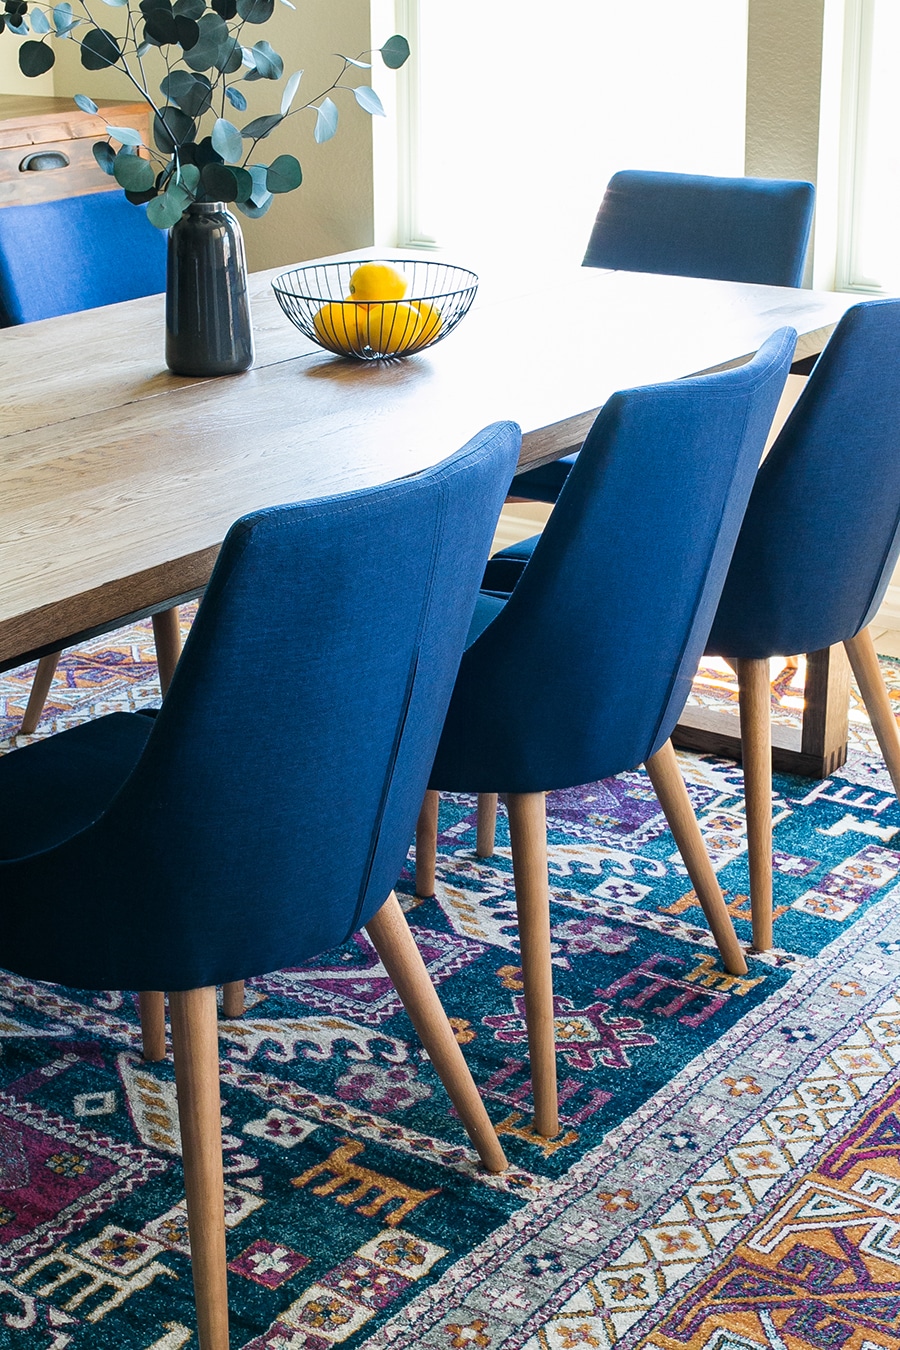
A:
[3,0,410,229]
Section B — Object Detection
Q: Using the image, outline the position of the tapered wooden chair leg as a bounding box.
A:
[415,790,439,897]
[845,627,900,798]
[221,982,245,1018]
[737,657,774,952]
[139,991,166,1061]
[170,987,229,1350]
[645,741,748,976]
[506,791,558,1138]
[152,607,182,696]
[476,793,498,857]
[20,651,62,735]
[366,893,507,1173]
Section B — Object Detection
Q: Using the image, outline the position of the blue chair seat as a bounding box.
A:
[0,712,153,860]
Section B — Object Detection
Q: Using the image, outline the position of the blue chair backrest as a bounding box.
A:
[583,170,815,287]
[3,423,521,990]
[0,190,167,326]
[430,330,796,794]
[707,299,900,659]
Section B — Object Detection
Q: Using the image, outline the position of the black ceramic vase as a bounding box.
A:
[165,201,254,377]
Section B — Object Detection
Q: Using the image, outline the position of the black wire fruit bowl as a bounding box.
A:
[271,259,479,360]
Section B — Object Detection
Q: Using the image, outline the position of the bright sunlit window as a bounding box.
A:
[397,1,749,267]
[838,0,900,291]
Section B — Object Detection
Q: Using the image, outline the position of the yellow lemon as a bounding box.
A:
[410,299,443,346]
[348,261,408,302]
[312,301,367,355]
[365,301,430,355]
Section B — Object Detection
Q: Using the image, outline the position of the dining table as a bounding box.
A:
[0,251,859,776]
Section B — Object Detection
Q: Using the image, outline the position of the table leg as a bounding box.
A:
[673,642,850,779]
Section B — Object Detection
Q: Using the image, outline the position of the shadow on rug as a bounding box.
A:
[0,622,898,1349]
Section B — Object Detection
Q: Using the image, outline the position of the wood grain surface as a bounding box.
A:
[0,259,857,667]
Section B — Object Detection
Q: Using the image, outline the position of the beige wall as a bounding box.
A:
[745,0,826,185]
[0,39,54,96]
[4,1,376,270]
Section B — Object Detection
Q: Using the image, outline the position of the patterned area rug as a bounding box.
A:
[0,619,899,1349]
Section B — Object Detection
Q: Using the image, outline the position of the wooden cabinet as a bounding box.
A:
[0,94,151,208]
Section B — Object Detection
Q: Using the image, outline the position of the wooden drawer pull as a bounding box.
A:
[19,151,70,172]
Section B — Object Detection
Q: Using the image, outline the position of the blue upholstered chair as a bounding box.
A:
[0,189,166,326]
[512,169,815,504]
[0,423,520,1346]
[0,190,170,735]
[416,328,796,1139]
[702,299,900,952]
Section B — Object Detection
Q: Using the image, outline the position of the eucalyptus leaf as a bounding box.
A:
[160,69,213,118]
[125,186,158,204]
[241,112,281,140]
[80,26,121,69]
[211,0,237,16]
[237,195,273,218]
[101,0,130,6]
[113,151,155,192]
[173,0,203,16]
[182,10,227,70]
[225,86,247,112]
[176,161,201,192]
[6,21,30,35]
[19,41,55,77]
[54,3,77,35]
[139,0,171,14]
[279,0,295,8]
[353,85,384,116]
[30,10,51,35]
[200,161,239,201]
[280,68,302,115]
[147,189,187,229]
[231,165,254,202]
[106,124,144,145]
[236,0,273,22]
[153,104,196,153]
[314,97,338,144]
[193,135,223,169]
[246,162,269,203]
[143,7,178,44]
[380,34,410,69]
[73,92,98,114]
[245,39,281,80]
[266,152,301,193]
[136,40,151,56]
[215,41,243,75]
[92,140,116,175]
[174,16,199,50]
[340,55,371,69]
[211,117,242,164]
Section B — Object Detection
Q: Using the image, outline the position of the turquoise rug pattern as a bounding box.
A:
[0,623,898,1348]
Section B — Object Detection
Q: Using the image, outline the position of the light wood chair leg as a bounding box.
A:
[20,651,62,735]
[415,790,439,897]
[476,793,498,857]
[366,892,507,1173]
[506,791,558,1138]
[845,627,900,798]
[138,991,166,1061]
[644,741,748,976]
[737,657,774,952]
[169,987,229,1350]
[221,982,245,1018]
[152,607,182,696]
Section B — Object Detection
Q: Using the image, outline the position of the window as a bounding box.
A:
[395,2,749,266]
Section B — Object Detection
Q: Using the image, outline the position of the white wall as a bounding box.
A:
[406,1,749,266]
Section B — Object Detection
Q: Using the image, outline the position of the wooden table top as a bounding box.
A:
[0,257,858,668]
